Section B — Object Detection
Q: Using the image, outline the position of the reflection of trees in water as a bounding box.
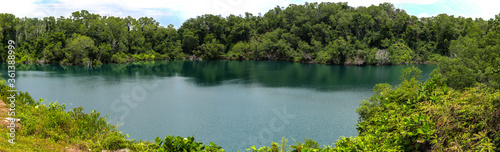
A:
[1,61,436,91]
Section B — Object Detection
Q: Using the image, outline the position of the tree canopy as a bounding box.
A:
[1,2,498,66]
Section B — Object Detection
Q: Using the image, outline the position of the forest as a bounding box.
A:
[0,2,498,66]
[0,1,500,151]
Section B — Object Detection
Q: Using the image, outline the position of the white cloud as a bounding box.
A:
[0,0,290,18]
[0,0,40,17]
[388,0,439,5]
[473,1,500,19]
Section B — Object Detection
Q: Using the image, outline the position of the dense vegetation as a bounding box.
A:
[0,2,499,152]
[340,70,499,151]
[1,2,499,65]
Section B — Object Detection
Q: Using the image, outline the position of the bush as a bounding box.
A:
[111,52,130,63]
[314,51,332,64]
[102,133,129,150]
[388,40,414,64]
[333,68,500,151]
[437,57,477,89]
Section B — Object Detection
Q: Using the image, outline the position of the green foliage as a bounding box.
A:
[437,58,476,89]
[227,41,250,60]
[3,2,498,65]
[437,35,500,90]
[334,70,500,151]
[195,39,225,60]
[102,132,129,150]
[361,48,378,65]
[314,51,331,64]
[63,34,97,65]
[247,137,291,152]
[428,54,442,62]
[290,138,320,152]
[400,66,422,82]
[182,29,199,54]
[388,40,414,64]
[131,53,157,61]
[154,135,224,152]
[111,52,130,63]
[356,83,391,121]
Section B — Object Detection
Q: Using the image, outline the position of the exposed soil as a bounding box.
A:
[0,100,21,131]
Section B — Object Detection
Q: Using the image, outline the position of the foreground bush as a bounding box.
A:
[333,68,500,151]
[154,135,224,152]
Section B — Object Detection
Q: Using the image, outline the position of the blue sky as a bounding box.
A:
[1,0,498,28]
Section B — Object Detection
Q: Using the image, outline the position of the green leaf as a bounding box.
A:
[155,137,162,145]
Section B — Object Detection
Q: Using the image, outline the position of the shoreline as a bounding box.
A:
[5,58,439,67]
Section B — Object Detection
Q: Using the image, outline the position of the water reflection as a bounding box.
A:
[2,61,436,91]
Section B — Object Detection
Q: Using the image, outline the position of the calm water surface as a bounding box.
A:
[0,61,436,151]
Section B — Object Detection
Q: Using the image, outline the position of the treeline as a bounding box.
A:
[1,2,499,65]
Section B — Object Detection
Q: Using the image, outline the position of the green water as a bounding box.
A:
[0,61,436,151]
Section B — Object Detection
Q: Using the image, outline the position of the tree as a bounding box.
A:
[195,39,224,59]
[0,3,497,66]
[388,40,414,64]
[63,34,96,65]
[227,41,249,60]
[400,66,422,82]
[437,57,476,89]
[182,29,199,54]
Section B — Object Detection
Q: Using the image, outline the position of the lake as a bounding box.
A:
[0,61,436,151]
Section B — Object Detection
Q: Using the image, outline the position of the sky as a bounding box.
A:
[1,0,499,28]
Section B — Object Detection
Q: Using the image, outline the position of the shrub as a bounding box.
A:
[154,135,224,152]
[111,52,130,63]
[388,40,414,64]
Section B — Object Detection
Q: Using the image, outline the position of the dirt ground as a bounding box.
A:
[0,100,21,131]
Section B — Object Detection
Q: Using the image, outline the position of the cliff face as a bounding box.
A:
[376,49,390,65]
[344,56,365,65]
